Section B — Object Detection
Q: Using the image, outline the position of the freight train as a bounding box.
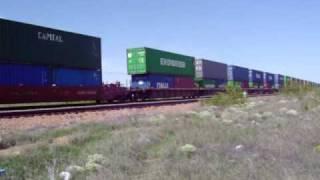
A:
[0,18,318,105]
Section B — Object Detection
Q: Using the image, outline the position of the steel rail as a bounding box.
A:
[0,93,277,118]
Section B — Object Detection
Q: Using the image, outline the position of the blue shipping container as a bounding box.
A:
[53,68,102,86]
[264,73,275,85]
[131,74,174,89]
[213,79,228,88]
[228,65,249,81]
[249,69,264,83]
[0,63,49,86]
[279,75,284,85]
[275,74,284,89]
[278,74,284,85]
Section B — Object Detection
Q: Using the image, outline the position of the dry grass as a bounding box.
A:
[1,92,320,179]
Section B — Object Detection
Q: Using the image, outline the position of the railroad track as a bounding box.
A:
[0,98,199,118]
[0,93,276,118]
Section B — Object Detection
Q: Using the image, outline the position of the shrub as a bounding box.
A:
[203,85,246,107]
[281,81,314,96]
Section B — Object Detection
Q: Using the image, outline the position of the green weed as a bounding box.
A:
[203,86,246,107]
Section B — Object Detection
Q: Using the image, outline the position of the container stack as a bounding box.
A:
[227,65,249,88]
[194,59,228,88]
[127,47,195,89]
[291,78,298,85]
[264,73,275,88]
[284,76,291,87]
[249,69,264,88]
[275,74,284,89]
[0,18,102,88]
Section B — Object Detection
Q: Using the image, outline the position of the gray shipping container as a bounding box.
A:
[195,59,228,80]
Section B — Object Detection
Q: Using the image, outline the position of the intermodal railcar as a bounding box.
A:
[0,18,317,105]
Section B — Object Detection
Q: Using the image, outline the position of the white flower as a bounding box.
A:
[180,144,197,153]
[286,109,298,116]
[59,171,71,180]
[235,144,244,151]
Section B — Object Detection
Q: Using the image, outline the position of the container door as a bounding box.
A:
[127,48,147,75]
[227,66,233,81]
[195,59,203,79]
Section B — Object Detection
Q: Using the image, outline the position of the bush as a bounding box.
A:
[281,82,315,97]
[203,86,246,107]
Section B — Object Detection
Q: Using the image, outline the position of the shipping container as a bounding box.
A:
[195,79,227,88]
[294,78,298,83]
[249,69,263,83]
[274,74,278,88]
[266,73,275,84]
[289,77,295,86]
[264,73,275,88]
[249,69,264,88]
[242,81,249,88]
[53,68,102,86]
[306,81,311,86]
[228,80,249,88]
[303,80,307,86]
[195,59,227,80]
[214,79,228,88]
[275,74,284,89]
[131,74,174,89]
[284,76,291,86]
[279,75,284,85]
[174,76,195,88]
[0,18,101,69]
[227,65,249,82]
[131,74,195,89]
[195,79,215,88]
[127,47,195,77]
[249,81,264,88]
[290,77,298,85]
[0,63,49,86]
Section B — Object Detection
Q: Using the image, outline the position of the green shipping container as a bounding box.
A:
[284,76,288,86]
[127,47,195,77]
[284,76,292,86]
[0,18,101,69]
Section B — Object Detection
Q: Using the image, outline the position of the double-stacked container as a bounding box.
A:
[0,18,102,103]
[249,69,264,88]
[275,74,284,89]
[194,59,228,88]
[284,76,291,87]
[227,65,249,88]
[290,77,298,86]
[127,47,195,89]
[264,73,275,88]
[0,18,102,87]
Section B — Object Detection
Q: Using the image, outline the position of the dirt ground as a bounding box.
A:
[0,103,199,134]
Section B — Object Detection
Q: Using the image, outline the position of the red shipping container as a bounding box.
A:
[174,76,195,88]
[241,81,249,89]
[264,83,272,89]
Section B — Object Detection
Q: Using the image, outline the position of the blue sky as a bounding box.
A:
[1,0,319,84]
